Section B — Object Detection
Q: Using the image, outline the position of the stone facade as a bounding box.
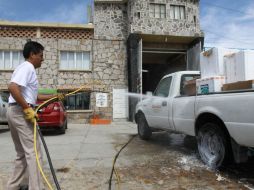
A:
[0,23,127,123]
[127,0,201,36]
[94,0,201,37]
[90,39,127,120]
[94,3,128,40]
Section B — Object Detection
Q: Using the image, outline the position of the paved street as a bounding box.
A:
[0,123,254,190]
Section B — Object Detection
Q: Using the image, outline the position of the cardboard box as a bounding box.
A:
[222,80,254,91]
[196,76,225,94]
[182,79,196,96]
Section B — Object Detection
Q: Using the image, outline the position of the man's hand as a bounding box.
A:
[23,107,38,123]
[56,93,65,102]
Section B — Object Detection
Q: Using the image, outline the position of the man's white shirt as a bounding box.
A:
[9,61,38,105]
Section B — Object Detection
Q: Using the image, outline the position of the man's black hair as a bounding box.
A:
[23,41,44,59]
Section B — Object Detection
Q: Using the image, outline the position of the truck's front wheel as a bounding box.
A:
[137,113,152,140]
[197,122,230,169]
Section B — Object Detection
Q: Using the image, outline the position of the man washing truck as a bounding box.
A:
[135,70,254,169]
[7,41,64,190]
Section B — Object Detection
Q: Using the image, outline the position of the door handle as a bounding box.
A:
[162,101,167,106]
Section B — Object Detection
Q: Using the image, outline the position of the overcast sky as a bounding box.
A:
[200,0,254,49]
[0,0,253,49]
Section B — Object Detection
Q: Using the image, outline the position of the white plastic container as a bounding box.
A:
[200,47,238,78]
[196,76,225,94]
[235,50,254,81]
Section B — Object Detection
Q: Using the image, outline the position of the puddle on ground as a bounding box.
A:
[114,131,254,189]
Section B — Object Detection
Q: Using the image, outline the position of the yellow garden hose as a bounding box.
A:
[34,86,87,190]
[33,85,131,190]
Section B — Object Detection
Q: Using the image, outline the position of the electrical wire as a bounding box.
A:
[108,135,137,190]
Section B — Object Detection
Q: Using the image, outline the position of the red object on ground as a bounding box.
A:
[36,101,67,134]
[90,118,111,125]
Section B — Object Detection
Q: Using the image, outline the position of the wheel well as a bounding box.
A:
[195,113,231,140]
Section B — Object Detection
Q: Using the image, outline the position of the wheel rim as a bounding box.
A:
[198,128,225,168]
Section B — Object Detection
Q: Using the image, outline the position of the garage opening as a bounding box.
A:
[142,49,186,94]
[127,34,203,121]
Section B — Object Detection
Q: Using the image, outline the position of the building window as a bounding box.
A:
[149,3,166,19]
[170,5,186,20]
[60,51,90,70]
[0,50,24,70]
[61,91,90,110]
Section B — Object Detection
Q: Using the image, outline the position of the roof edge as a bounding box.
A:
[0,20,94,30]
[94,0,127,3]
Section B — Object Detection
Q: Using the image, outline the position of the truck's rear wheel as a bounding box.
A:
[197,122,230,169]
[137,114,152,140]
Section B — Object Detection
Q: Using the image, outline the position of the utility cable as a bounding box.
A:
[108,135,137,190]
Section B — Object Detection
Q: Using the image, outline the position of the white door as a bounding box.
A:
[113,88,129,119]
[147,76,173,129]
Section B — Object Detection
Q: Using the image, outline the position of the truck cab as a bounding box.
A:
[135,71,200,131]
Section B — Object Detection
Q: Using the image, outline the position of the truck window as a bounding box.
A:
[180,74,200,95]
[154,77,172,97]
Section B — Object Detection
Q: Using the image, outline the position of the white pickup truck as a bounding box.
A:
[135,71,254,169]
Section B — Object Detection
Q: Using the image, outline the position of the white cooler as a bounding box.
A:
[196,76,225,94]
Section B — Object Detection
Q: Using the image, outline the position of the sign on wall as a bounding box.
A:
[113,88,129,119]
[96,93,108,107]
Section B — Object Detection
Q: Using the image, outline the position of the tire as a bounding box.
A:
[197,122,231,169]
[65,119,68,129]
[59,120,67,134]
[137,113,152,140]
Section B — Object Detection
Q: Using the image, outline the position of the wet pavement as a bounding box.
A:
[0,123,253,190]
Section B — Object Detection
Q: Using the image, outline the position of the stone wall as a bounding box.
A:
[0,38,93,89]
[91,39,127,119]
[127,0,201,36]
[93,2,128,121]
[0,24,128,123]
[94,3,128,40]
